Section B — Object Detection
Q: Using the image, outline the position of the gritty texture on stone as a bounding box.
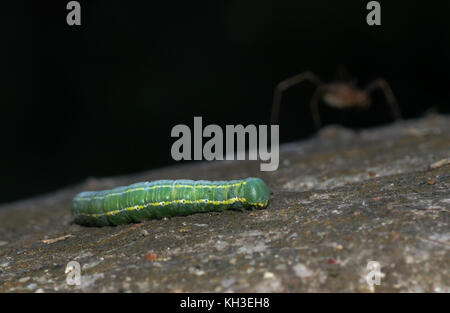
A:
[0,114,449,292]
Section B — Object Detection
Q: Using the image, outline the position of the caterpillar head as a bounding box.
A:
[242,178,270,208]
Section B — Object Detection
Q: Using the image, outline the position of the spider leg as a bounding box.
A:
[309,86,324,130]
[271,71,323,124]
[365,79,403,120]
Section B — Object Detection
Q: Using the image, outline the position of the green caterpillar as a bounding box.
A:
[72,178,269,226]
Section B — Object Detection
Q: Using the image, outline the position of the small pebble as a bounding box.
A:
[26,283,37,290]
[293,264,313,278]
[263,272,275,279]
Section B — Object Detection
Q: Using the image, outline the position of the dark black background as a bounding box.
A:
[1,1,449,204]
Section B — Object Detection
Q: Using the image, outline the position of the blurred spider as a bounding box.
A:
[270,70,402,129]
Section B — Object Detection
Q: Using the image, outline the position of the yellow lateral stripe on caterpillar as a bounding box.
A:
[75,181,247,201]
[78,197,268,218]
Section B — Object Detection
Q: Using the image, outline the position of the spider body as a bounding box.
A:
[321,82,370,109]
[271,71,402,129]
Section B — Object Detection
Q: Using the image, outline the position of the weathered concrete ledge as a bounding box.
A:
[0,114,449,292]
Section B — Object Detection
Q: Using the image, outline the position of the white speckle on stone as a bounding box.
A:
[310,193,330,200]
[434,286,450,293]
[196,270,205,276]
[221,277,236,288]
[283,176,319,191]
[26,283,37,290]
[405,255,415,264]
[82,260,101,270]
[429,233,450,243]
[193,223,208,227]
[214,240,228,251]
[293,263,314,279]
[263,272,275,279]
[188,267,205,276]
[237,242,267,254]
[254,276,283,292]
[19,277,30,283]
[75,251,94,260]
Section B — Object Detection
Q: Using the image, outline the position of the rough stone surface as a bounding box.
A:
[0,114,449,292]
